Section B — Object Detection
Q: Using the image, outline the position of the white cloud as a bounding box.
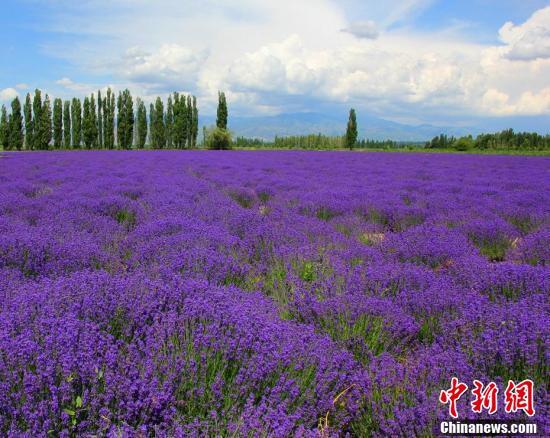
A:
[30,1,550,120]
[499,6,550,61]
[0,88,19,101]
[56,77,93,93]
[342,21,379,39]
[116,44,209,91]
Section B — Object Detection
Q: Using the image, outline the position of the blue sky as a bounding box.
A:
[1,0,549,133]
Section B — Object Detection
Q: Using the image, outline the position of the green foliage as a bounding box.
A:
[71,98,82,148]
[453,135,474,151]
[191,96,199,148]
[23,93,33,150]
[97,90,103,148]
[165,95,174,148]
[470,236,511,262]
[103,88,116,149]
[427,129,550,151]
[0,105,9,150]
[151,97,166,149]
[32,89,42,150]
[187,95,193,148]
[117,89,134,149]
[82,96,92,148]
[39,95,52,150]
[63,101,71,149]
[115,208,136,231]
[298,261,316,282]
[418,315,440,344]
[136,98,148,149]
[316,207,340,221]
[345,108,358,150]
[52,98,63,148]
[10,97,24,151]
[216,91,228,130]
[172,92,189,149]
[319,313,391,363]
[206,127,232,150]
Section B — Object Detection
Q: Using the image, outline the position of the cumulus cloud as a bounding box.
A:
[56,78,93,93]
[116,44,209,91]
[28,1,550,119]
[341,20,379,39]
[499,6,550,61]
[0,88,19,101]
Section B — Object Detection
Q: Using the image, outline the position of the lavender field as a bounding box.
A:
[0,150,548,436]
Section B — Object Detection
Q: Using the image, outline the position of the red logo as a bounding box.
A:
[440,378,536,418]
[439,377,469,419]
[504,380,535,417]
[471,380,499,414]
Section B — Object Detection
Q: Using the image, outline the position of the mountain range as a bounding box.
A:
[199,112,549,142]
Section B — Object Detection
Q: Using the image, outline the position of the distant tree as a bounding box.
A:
[117,89,134,149]
[149,103,155,146]
[216,91,227,130]
[166,95,174,149]
[187,95,193,148]
[9,97,24,151]
[83,96,92,148]
[24,93,33,150]
[63,101,71,148]
[103,88,115,149]
[53,98,63,148]
[90,93,98,147]
[32,89,43,150]
[151,97,166,149]
[136,98,147,149]
[71,98,82,148]
[454,135,474,151]
[39,95,52,150]
[192,96,199,148]
[173,93,188,149]
[206,126,232,150]
[345,108,358,150]
[0,105,9,150]
[97,90,103,148]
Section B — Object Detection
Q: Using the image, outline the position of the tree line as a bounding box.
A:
[0,89,199,150]
[426,129,550,151]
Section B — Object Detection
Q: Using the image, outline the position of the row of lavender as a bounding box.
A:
[0,151,548,436]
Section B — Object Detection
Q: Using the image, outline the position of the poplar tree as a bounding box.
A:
[151,97,165,149]
[345,108,358,150]
[117,89,134,149]
[83,96,92,148]
[71,98,82,148]
[216,91,228,130]
[40,95,52,150]
[90,93,98,147]
[166,95,174,148]
[136,98,147,149]
[53,98,63,148]
[32,89,43,150]
[192,96,199,148]
[24,93,33,150]
[149,103,155,147]
[0,105,9,150]
[103,88,115,149]
[63,101,71,148]
[173,93,188,149]
[98,90,103,148]
[9,97,24,151]
[186,95,193,148]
